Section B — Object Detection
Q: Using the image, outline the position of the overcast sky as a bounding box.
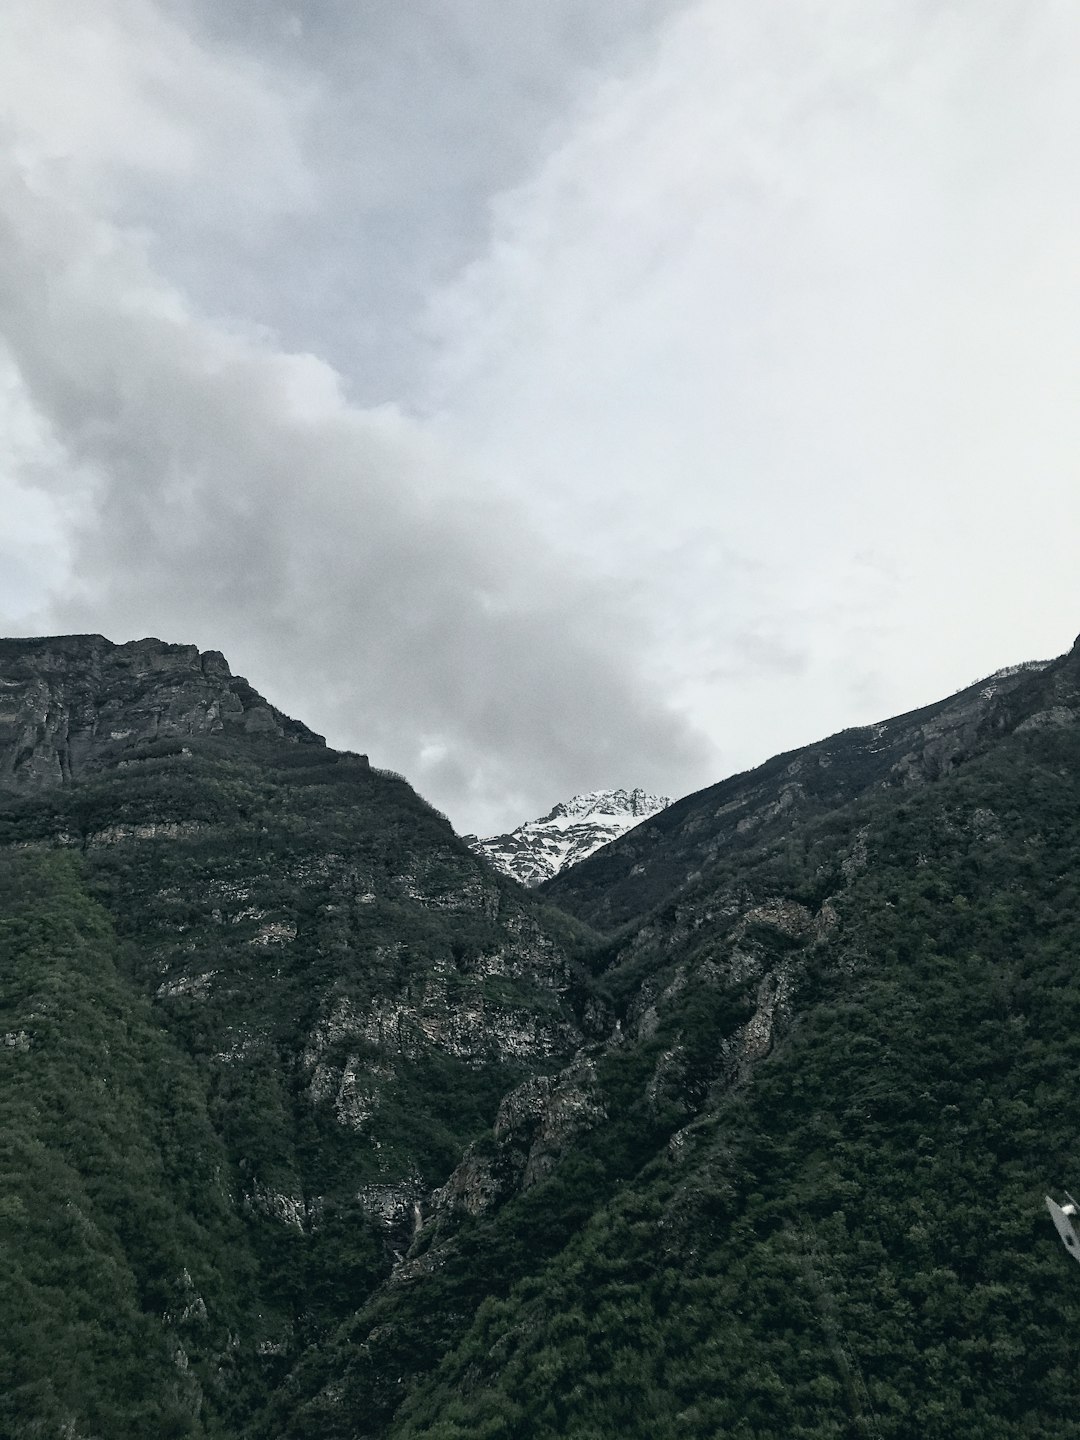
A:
[2,1,1079,835]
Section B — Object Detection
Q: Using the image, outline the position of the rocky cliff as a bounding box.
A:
[0,634,323,791]
[0,633,591,1438]
[271,634,1080,1440]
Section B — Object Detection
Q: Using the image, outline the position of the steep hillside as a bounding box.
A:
[466,788,670,886]
[7,633,1080,1439]
[0,636,595,1438]
[376,699,1080,1439]
[269,638,1080,1439]
[542,658,1052,930]
[0,847,262,1438]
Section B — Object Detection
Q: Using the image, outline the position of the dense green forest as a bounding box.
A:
[4,635,1080,1437]
[380,724,1080,1438]
[0,849,259,1437]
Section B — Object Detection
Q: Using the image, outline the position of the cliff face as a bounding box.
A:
[314,634,1080,1440]
[0,634,323,791]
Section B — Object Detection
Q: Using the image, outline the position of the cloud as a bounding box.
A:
[424,0,1080,767]
[1,0,311,210]
[0,149,716,832]
[4,0,1080,833]
[97,0,685,401]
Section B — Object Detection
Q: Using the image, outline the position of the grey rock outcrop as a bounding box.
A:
[427,1053,606,1223]
[0,634,324,790]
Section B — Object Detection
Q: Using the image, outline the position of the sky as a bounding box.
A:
[1,0,1079,836]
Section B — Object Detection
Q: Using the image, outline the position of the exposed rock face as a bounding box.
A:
[0,634,324,791]
[427,1053,606,1222]
[467,787,671,886]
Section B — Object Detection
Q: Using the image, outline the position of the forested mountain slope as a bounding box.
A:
[541,657,1051,930]
[5,633,1080,1439]
[1,848,261,1437]
[271,635,1080,1440]
[0,636,593,1438]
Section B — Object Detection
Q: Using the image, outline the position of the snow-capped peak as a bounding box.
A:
[467,787,671,887]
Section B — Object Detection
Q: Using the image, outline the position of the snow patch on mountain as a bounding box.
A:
[466,788,671,887]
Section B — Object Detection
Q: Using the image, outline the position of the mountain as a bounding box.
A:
[466,787,671,886]
[542,658,1053,930]
[0,635,594,1438]
[0,633,322,791]
[6,632,1080,1439]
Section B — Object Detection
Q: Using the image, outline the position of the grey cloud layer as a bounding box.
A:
[4,0,1080,832]
[148,0,685,402]
[423,0,1080,754]
[0,164,716,832]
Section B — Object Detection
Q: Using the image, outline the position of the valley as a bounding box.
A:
[3,633,1080,1438]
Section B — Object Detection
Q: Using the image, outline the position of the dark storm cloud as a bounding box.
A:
[0,164,716,832]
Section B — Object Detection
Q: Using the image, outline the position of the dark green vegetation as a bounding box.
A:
[378,721,1080,1439]
[541,658,1047,930]
[5,634,1080,1437]
[0,849,259,1438]
[0,638,587,1437]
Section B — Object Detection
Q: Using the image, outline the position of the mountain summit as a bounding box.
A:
[466,786,671,885]
[0,634,323,791]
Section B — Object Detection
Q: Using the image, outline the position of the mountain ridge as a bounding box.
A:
[466,785,671,886]
[0,632,597,1437]
[6,631,1080,1438]
[542,654,1059,929]
[0,633,324,792]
